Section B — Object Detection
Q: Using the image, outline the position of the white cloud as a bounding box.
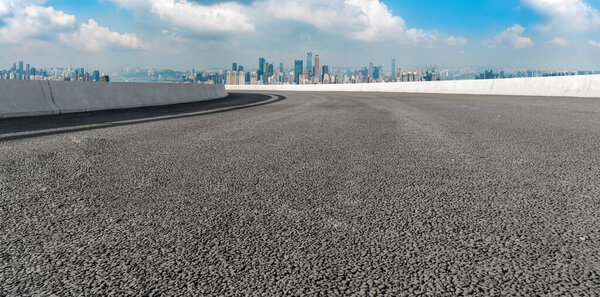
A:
[589,40,600,48]
[522,0,600,31]
[60,19,150,52]
[109,0,254,33]
[446,36,467,46]
[260,0,437,44]
[533,24,553,32]
[108,0,460,48]
[0,1,10,17]
[486,24,534,49]
[549,37,567,46]
[0,2,75,43]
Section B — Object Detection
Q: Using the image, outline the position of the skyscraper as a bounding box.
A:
[93,70,101,82]
[314,55,320,83]
[294,60,303,84]
[279,63,284,73]
[263,62,270,83]
[238,65,244,72]
[368,62,374,79]
[391,59,396,79]
[258,58,265,81]
[26,64,30,80]
[322,65,329,81]
[18,61,23,80]
[306,52,313,76]
[232,62,238,72]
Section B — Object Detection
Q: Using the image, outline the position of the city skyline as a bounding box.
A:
[1,0,600,69]
[4,54,597,85]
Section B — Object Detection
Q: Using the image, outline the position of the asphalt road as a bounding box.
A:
[1,92,600,296]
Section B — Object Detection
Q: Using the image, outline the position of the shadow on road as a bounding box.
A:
[0,92,285,142]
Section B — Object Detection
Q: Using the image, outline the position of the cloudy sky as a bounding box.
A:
[2,0,600,70]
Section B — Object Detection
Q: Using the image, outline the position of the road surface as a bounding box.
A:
[1,92,599,295]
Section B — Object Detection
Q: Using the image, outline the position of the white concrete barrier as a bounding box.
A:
[0,81,228,118]
[49,81,227,114]
[0,80,60,118]
[226,75,600,98]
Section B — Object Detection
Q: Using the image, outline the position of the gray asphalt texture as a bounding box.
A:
[1,91,600,296]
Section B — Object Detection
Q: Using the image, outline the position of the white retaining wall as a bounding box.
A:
[226,75,600,98]
[0,80,228,118]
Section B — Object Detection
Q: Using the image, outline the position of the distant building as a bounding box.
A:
[18,61,23,80]
[306,52,313,76]
[248,71,257,84]
[424,71,438,81]
[294,60,303,84]
[368,63,374,81]
[232,62,238,72]
[391,59,396,79]
[279,62,284,73]
[477,70,496,80]
[92,70,100,82]
[322,65,329,81]
[258,58,265,81]
[100,74,110,82]
[238,65,243,72]
[226,71,245,85]
[263,62,270,83]
[314,55,321,83]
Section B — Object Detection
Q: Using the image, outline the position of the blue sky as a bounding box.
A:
[2,0,600,70]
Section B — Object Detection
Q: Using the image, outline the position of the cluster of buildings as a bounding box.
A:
[0,61,108,82]
[225,54,445,86]
[476,69,597,80]
[4,58,597,85]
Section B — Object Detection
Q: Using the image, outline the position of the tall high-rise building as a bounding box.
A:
[18,61,23,80]
[226,71,244,85]
[294,60,303,84]
[232,62,238,72]
[26,64,30,80]
[238,65,244,72]
[374,66,380,80]
[391,59,396,79]
[322,65,329,81]
[279,63,284,73]
[93,70,100,82]
[368,62,374,79]
[306,52,313,76]
[263,62,270,83]
[258,58,265,80]
[314,55,320,83]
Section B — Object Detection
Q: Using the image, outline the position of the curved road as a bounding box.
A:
[1,92,599,295]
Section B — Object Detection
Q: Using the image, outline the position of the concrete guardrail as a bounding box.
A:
[0,80,228,118]
[226,75,600,98]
